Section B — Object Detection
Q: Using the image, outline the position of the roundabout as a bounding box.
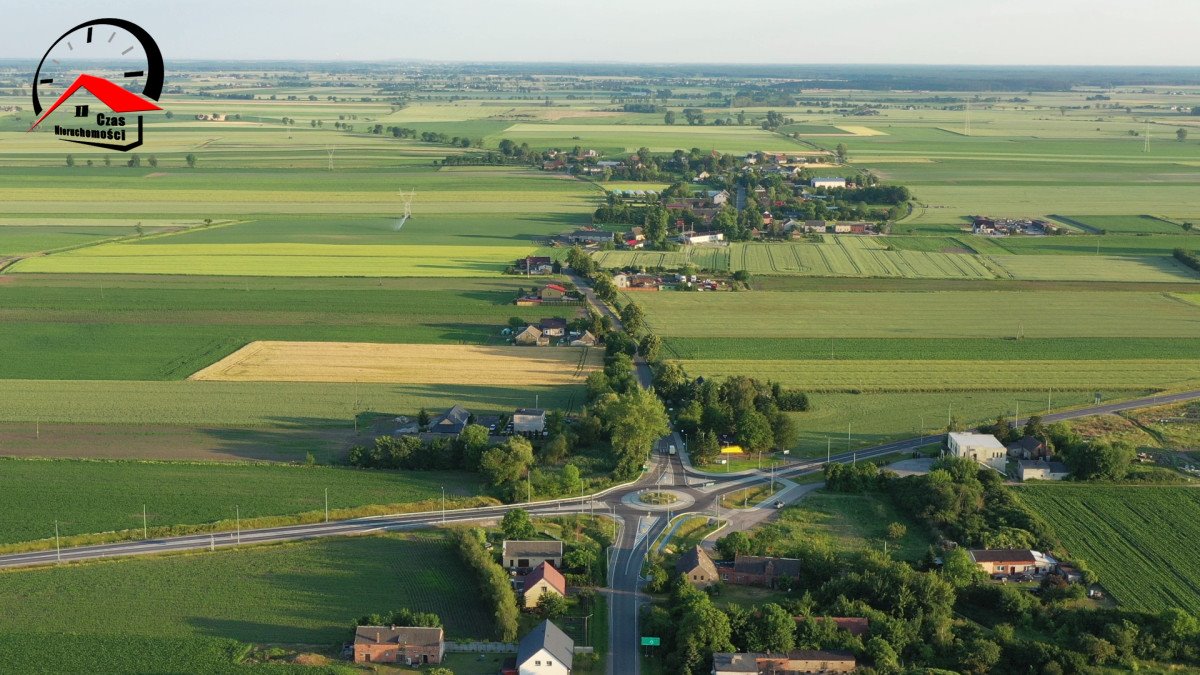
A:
[621,488,695,511]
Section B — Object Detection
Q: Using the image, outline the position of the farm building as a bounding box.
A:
[947,432,1008,471]
[541,284,567,301]
[353,626,444,665]
[721,554,802,588]
[522,561,567,609]
[503,539,563,571]
[518,256,554,275]
[968,548,1057,576]
[515,619,573,675]
[682,231,725,245]
[676,545,719,588]
[513,408,547,434]
[1018,460,1070,482]
[515,325,549,347]
[811,177,847,189]
[570,331,598,347]
[430,405,471,435]
[712,651,856,675]
[566,229,615,245]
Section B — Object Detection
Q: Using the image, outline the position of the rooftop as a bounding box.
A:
[949,432,1007,451]
[354,625,443,648]
[517,620,574,670]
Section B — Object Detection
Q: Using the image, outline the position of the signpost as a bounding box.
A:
[640,637,661,647]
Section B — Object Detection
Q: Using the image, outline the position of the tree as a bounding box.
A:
[1184,222,1194,236]
[735,409,774,453]
[1061,438,1134,480]
[481,437,535,488]
[596,387,670,478]
[619,302,645,334]
[664,110,676,125]
[958,637,1001,674]
[65,154,74,167]
[500,508,537,540]
[1178,128,1189,142]
[715,531,753,559]
[147,155,158,168]
[560,464,583,495]
[866,636,901,673]
[103,156,112,167]
[458,423,491,469]
[417,408,431,431]
[507,316,526,330]
[835,143,849,164]
[185,153,197,168]
[941,547,985,587]
[886,522,907,540]
[127,154,141,168]
[537,591,569,619]
[748,603,795,653]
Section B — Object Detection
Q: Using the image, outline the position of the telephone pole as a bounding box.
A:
[143,504,148,539]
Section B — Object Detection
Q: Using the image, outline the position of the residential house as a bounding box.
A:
[612,273,630,288]
[968,548,1057,576]
[706,189,730,205]
[570,331,598,347]
[518,256,554,275]
[712,650,857,675]
[513,408,547,434]
[629,226,645,241]
[580,149,598,158]
[833,222,852,234]
[516,619,573,675]
[947,432,1008,471]
[430,405,471,435]
[539,318,568,337]
[353,626,444,665]
[515,325,549,347]
[542,159,566,172]
[523,562,567,609]
[676,545,719,588]
[1008,435,1048,460]
[1018,460,1070,482]
[541,284,568,301]
[503,540,563,571]
[723,554,802,588]
[811,177,847,189]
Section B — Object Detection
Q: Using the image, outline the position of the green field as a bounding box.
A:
[0,458,482,546]
[633,290,1200,339]
[495,123,803,154]
[1018,485,1200,615]
[663,337,1200,361]
[0,532,493,671]
[752,490,934,562]
[1051,215,1186,235]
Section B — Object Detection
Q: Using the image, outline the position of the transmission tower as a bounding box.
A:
[1144,120,1150,153]
[964,100,971,136]
[400,188,415,219]
[326,145,335,171]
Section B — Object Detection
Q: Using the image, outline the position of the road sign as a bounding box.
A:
[640,637,661,647]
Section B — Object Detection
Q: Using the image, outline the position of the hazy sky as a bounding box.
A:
[3,0,1199,65]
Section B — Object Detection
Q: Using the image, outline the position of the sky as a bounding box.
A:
[3,0,1200,65]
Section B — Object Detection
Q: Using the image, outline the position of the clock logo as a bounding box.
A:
[27,18,165,151]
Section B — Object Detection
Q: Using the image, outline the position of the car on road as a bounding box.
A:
[668,444,677,455]
[774,500,784,509]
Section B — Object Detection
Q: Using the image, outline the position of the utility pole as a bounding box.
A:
[325,488,330,523]
[210,534,215,552]
[235,506,240,546]
[826,437,831,463]
[847,422,851,451]
[143,504,148,540]
[54,520,61,563]
[1047,388,1053,415]
[35,420,39,440]
[441,487,446,524]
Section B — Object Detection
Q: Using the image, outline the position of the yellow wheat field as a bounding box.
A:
[190,341,601,385]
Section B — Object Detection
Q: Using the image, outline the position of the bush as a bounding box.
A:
[1175,248,1200,273]
[453,528,519,641]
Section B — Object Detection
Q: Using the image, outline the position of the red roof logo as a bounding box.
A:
[29,73,161,131]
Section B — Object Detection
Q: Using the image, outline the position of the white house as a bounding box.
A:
[811,177,847,189]
[517,620,573,675]
[512,408,547,434]
[1018,460,1070,482]
[947,432,1008,471]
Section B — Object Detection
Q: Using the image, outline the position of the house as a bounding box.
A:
[1018,460,1070,482]
[567,229,615,245]
[706,189,730,205]
[513,408,547,434]
[515,325,549,347]
[811,177,847,189]
[723,554,802,588]
[516,619,573,675]
[676,545,719,588]
[1008,435,1048,460]
[947,432,1008,471]
[430,405,471,435]
[353,625,444,665]
[523,562,567,609]
[833,222,852,234]
[539,318,568,337]
[712,650,857,675]
[570,331,598,347]
[503,540,563,571]
[519,256,554,275]
[968,548,1057,576]
[580,149,598,158]
[612,273,630,289]
[682,232,725,245]
[541,284,568,301]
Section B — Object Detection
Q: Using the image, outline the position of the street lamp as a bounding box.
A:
[441,487,446,524]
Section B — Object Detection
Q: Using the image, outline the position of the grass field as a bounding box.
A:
[682,359,1200,392]
[755,490,933,562]
[663,337,1200,361]
[495,123,803,153]
[0,532,493,671]
[1018,485,1200,615]
[191,341,601,385]
[1050,215,1186,235]
[0,458,483,546]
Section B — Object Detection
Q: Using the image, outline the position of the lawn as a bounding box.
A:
[0,458,485,547]
[1050,215,1186,235]
[0,532,493,672]
[494,123,803,154]
[1017,485,1200,615]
